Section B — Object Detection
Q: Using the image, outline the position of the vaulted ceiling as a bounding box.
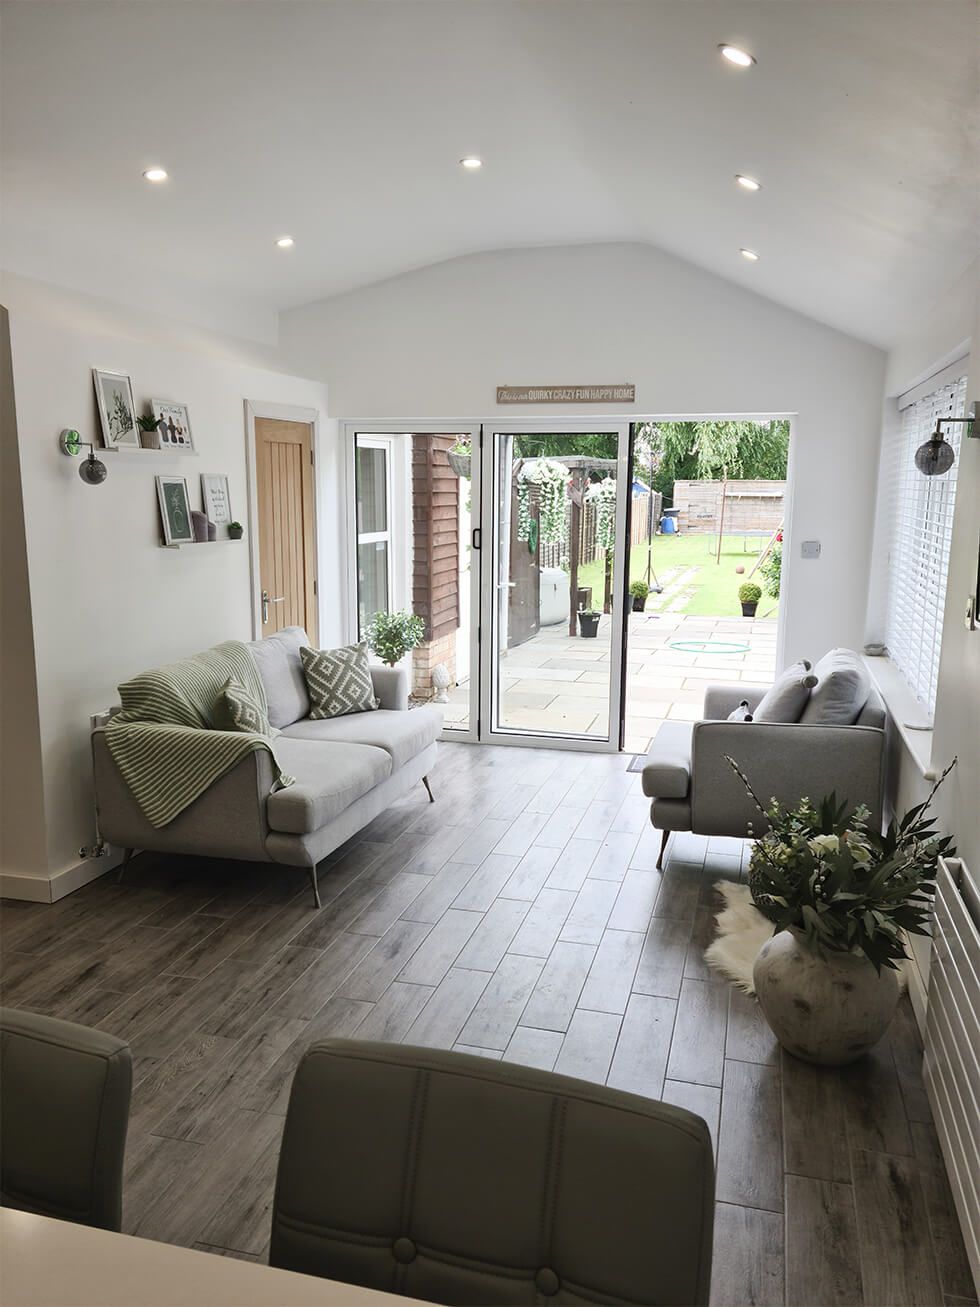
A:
[2,0,976,346]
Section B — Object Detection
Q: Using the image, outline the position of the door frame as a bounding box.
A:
[244,400,322,640]
[341,421,483,742]
[478,418,632,753]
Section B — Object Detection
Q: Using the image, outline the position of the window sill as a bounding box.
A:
[862,655,937,779]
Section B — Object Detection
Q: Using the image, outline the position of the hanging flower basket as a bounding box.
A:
[447,451,471,478]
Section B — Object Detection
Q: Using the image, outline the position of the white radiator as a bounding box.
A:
[923,856,980,1293]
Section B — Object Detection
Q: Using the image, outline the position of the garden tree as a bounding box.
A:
[633,420,789,504]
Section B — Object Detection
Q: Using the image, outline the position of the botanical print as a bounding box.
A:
[93,370,140,449]
[156,475,194,546]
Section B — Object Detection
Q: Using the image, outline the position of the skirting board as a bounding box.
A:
[1,849,121,903]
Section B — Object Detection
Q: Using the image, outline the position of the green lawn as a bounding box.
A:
[577,533,780,619]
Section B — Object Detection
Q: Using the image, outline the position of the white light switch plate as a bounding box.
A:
[801,540,821,559]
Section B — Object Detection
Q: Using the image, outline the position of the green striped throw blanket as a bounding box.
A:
[105,640,294,828]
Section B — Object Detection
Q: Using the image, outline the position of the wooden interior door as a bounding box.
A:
[254,417,318,643]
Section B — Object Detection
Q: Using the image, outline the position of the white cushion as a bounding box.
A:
[266,738,391,834]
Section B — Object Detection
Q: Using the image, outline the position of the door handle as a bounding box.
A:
[262,591,286,624]
[497,581,516,589]
[472,528,482,551]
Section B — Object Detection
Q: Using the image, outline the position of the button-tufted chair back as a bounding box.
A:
[270,1039,714,1305]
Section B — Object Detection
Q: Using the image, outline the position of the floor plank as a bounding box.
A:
[553,1008,621,1084]
[710,1202,784,1307]
[851,1148,944,1307]
[666,977,728,1088]
[716,1059,784,1213]
[785,1175,863,1307]
[606,992,675,1099]
[519,941,596,1032]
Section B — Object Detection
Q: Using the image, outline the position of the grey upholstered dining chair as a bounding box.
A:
[0,1007,132,1231]
[271,1039,714,1306]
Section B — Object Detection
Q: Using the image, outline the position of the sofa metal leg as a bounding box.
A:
[656,829,670,871]
[116,848,135,885]
[308,867,322,909]
[422,775,435,804]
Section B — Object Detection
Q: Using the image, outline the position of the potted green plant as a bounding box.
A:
[136,413,161,450]
[365,610,426,666]
[227,521,244,540]
[729,755,955,1065]
[578,606,601,638]
[738,581,762,616]
[629,580,649,612]
[446,438,471,478]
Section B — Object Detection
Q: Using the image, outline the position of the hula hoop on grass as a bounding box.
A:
[669,640,750,655]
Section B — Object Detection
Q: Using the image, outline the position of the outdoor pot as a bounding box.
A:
[578,611,600,638]
[753,928,902,1066]
[631,596,647,612]
[741,601,758,617]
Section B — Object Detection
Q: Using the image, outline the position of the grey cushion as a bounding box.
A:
[753,659,818,723]
[642,721,693,798]
[281,705,443,771]
[212,676,272,735]
[266,738,391,834]
[302,643,379,720]
[800,648,871,725]
[1,1007,131,1231]
[247,627,311,729]
[270,1039,715,1306]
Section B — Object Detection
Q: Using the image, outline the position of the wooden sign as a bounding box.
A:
[496,384,635,405]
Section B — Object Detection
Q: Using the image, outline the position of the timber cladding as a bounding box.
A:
[412,435,461,641]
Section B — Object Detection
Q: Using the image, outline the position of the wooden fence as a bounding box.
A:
[672,479,784,535]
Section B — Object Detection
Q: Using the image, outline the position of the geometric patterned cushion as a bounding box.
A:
[300,643,379,720]
[213,676,272,735]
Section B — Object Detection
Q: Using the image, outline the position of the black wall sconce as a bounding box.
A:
[915,401,977,476]
[60,429,108,485]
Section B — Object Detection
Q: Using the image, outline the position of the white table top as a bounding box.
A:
[0,1209,415,1307]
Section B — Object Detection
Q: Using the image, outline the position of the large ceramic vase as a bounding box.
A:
[753,929,901,1066]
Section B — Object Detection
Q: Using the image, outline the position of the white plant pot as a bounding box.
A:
[753,928,902,1066]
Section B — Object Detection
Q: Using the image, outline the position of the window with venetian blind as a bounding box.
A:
[883,371,968,717]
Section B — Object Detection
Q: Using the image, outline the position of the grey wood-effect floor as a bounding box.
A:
[1,742,976,1307]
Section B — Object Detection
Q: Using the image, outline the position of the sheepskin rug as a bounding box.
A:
[703,881,774,994]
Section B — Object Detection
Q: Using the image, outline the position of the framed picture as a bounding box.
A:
[201,473,232,530]
[151,399,195,452]
[93,369,140,449]
[156,475,194,546]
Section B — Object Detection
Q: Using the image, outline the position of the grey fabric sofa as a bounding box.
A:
[642,679,886,868]
[0,1007,132,1230]
[271,1038,715,1305]
[92,627,441,905]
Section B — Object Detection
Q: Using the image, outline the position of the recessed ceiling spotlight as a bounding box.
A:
[740,247,760,261]
[735,174,762,191]
[142,167,168,182]
[719,44,756,68]
[459,157,483,170]
[276,236,295,249]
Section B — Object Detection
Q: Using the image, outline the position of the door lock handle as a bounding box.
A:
[261,591,286,624]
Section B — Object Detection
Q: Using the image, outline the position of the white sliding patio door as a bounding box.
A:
[477,421,631,751]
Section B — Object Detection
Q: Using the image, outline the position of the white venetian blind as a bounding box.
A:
[883,372,967,717]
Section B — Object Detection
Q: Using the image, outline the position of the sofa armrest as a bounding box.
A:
[92,728,273,861]
[370,665,409,711]
[690,720,885,837]
[701,684,769,721]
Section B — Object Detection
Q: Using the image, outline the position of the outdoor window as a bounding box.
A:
[883,371,967,716]
[355,442,392,635]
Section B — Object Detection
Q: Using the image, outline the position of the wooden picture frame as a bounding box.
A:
[156,475,194,546]
[93,369,140,449]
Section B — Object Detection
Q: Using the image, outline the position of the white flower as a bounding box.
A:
[809,834,840,855]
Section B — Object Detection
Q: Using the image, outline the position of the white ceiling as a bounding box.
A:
[2,0,977,347]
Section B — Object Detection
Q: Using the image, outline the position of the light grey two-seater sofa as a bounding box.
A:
[92,627,442,905]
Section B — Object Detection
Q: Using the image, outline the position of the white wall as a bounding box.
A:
[281,242,887,669]
[1,273,338,896]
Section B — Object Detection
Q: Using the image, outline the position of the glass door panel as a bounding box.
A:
[480,424,630,750]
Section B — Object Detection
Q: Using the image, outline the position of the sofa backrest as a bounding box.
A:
[247,627,311,728]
